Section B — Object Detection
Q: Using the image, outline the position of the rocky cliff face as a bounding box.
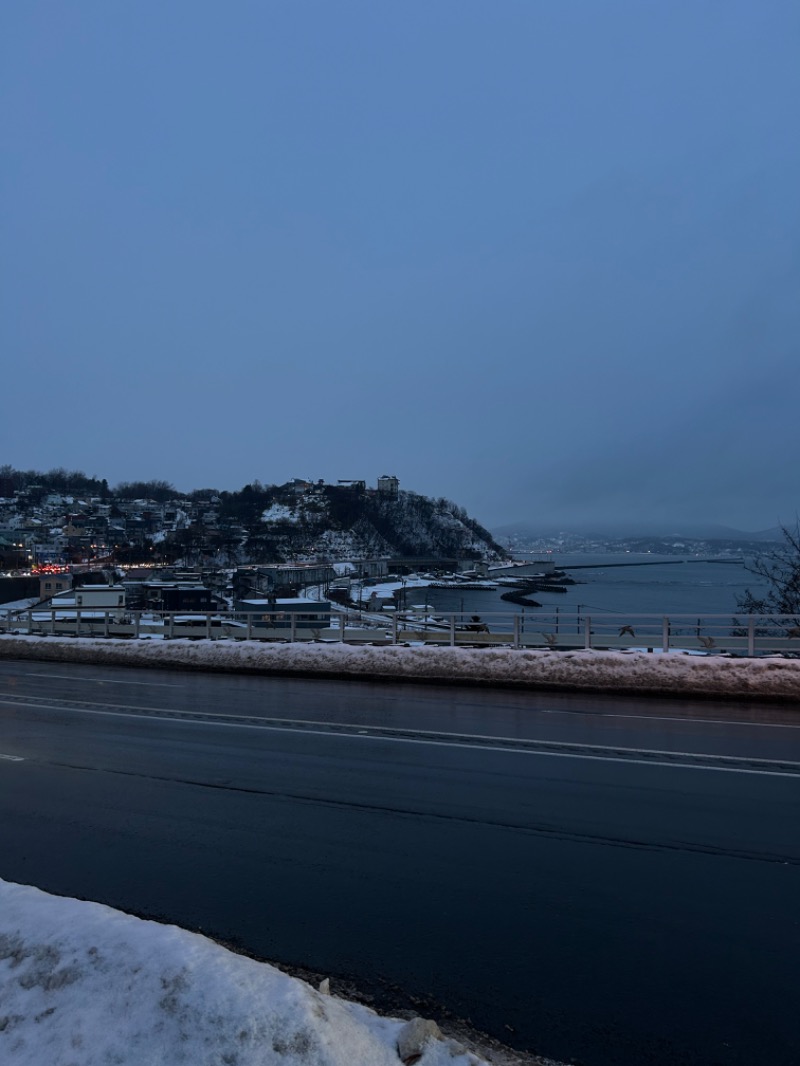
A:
[239,485,507,563]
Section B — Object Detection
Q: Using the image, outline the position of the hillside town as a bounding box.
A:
[0,468,508,619]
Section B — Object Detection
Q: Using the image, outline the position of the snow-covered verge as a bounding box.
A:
[2,634,800,701]
[0,879,493,1066]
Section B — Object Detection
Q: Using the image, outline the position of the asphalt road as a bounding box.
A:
[0,659,798,1066]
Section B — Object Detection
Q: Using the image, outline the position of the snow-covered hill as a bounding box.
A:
[242,485,506,563]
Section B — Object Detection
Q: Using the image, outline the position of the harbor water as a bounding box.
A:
[417,554,767,622]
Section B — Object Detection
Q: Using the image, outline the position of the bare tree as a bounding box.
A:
[738,521,800,615]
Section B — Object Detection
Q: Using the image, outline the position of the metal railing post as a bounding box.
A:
[19,601,768,655]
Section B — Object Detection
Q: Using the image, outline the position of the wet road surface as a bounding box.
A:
[0,659,798,1065]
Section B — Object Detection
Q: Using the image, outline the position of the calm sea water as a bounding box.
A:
[420,554,767,622]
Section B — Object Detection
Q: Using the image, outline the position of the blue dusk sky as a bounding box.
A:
[2,1,798,531]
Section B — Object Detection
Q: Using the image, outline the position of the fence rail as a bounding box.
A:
[2,607,799,657]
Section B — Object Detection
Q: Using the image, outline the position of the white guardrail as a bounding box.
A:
[1,608,799,656]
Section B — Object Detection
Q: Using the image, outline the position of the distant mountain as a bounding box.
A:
[492,521,784,543]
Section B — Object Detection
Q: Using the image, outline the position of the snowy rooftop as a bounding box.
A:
[0,879,489,1066]
[0,598,40,616]
[240,598,327,608]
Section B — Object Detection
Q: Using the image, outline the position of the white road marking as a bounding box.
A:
[4,669,798,726]
[537,706,800,730]
[4,697,798,778]
[224,720,800,777]
[184,712,800,772]
[354,738,800,778]
[7,672,183,688]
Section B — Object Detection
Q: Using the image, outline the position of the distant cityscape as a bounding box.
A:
[495,528,782,558]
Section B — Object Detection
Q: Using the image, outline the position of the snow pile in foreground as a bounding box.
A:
[0,879,486,1066]
[1,634,800,700]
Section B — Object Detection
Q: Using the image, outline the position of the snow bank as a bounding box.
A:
[2,634,800,700]
[0,879,485,1066]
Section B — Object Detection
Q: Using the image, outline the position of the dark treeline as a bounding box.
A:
[114,480,179,502]
[1,465,111,498]
[0,466,179,502]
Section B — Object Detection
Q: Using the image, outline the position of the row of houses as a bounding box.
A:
[0,493,200,565]
[26,580,331,632]
[28,560,339,614]
[0,474,401,568]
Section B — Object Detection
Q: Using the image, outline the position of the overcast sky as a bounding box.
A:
[2,1,798,532]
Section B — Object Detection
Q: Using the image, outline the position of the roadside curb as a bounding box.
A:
[3,634,800,703]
